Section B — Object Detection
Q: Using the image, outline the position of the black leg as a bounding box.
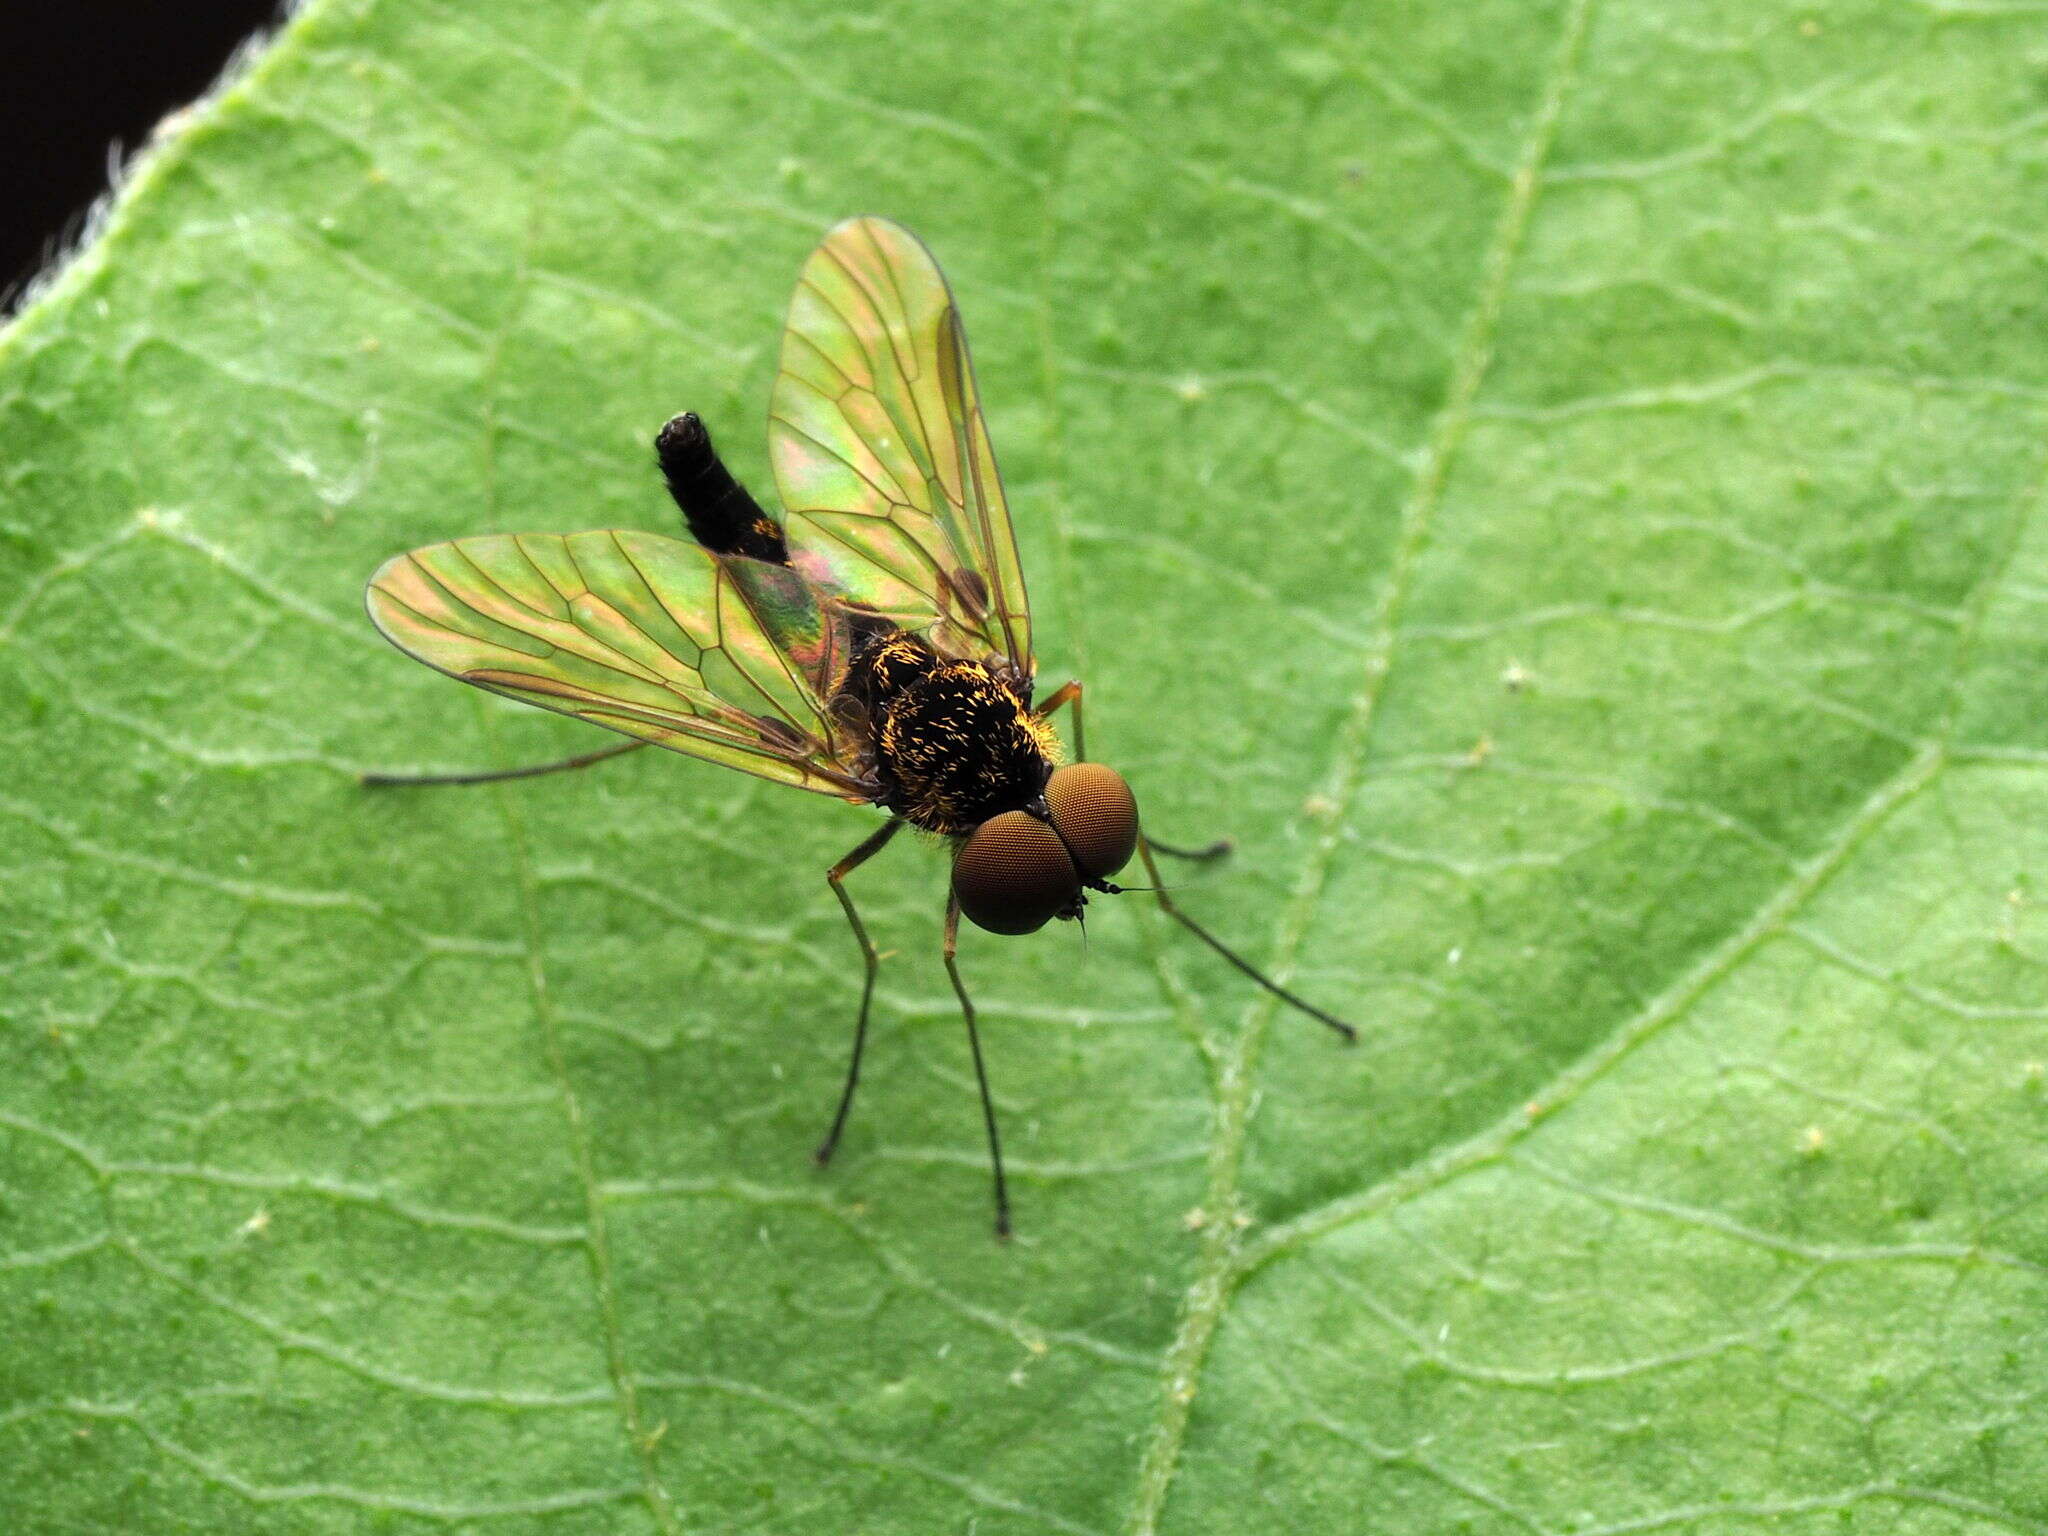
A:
[1037,687,1225,857]
[814,818,905,1165]
[943,894,1012,1239]
[1145,834,1234,861]
[361,738,650,788]
[1137,837,1357,1042]
[1036,679,1084,762]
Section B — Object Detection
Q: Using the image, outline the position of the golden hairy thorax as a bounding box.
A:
[841,631,1061,836]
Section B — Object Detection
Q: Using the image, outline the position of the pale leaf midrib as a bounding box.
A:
[1120,1,1598,1529]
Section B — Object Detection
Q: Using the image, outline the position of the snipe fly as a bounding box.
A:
[365,217,1356,1236]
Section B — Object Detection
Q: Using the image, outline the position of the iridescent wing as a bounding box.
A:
[769,216,1032,679]
[366,530,869,799]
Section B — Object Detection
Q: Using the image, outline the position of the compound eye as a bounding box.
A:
[952,811,1079,935]
[1045,763,1139,880]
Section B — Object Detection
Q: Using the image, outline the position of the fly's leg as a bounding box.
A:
[361,738,650,788]
[1136,836,1357,1042]
[1037,682,1228,858]
[814,818,906,1165]
[1145,834,1234,861]
[1036,679,1085,762]
[943,894,1012,1239]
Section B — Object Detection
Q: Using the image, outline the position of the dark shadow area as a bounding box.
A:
[3,2,283,305]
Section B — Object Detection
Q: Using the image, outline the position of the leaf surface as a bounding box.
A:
[4,1,2047,1532]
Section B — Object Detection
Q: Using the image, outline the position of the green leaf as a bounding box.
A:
[6,0,2047,1530]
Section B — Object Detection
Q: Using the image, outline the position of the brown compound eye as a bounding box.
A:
[1045,763,1139,880]
[952,811,1079,935]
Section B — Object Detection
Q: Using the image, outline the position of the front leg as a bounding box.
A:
[942,894,1011,1239]
[1037,680,1227,858]
[1036,679,1085,762]
[1135,837,1356,1041]
[1145,833,1233,861]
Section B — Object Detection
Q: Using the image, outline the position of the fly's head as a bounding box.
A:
[952,763,1141,935]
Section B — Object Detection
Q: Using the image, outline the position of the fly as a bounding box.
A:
[364,217,1355,1237]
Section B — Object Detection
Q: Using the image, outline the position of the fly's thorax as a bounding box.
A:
[845,630,937,706]
[876,657,1058,834]
[824,626,933,788]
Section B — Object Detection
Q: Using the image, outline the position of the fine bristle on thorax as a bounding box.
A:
[838,630,1057,835]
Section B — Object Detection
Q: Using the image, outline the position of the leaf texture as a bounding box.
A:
[4,1,2048,1533]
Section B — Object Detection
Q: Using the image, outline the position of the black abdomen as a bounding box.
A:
[655,412,790,564]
